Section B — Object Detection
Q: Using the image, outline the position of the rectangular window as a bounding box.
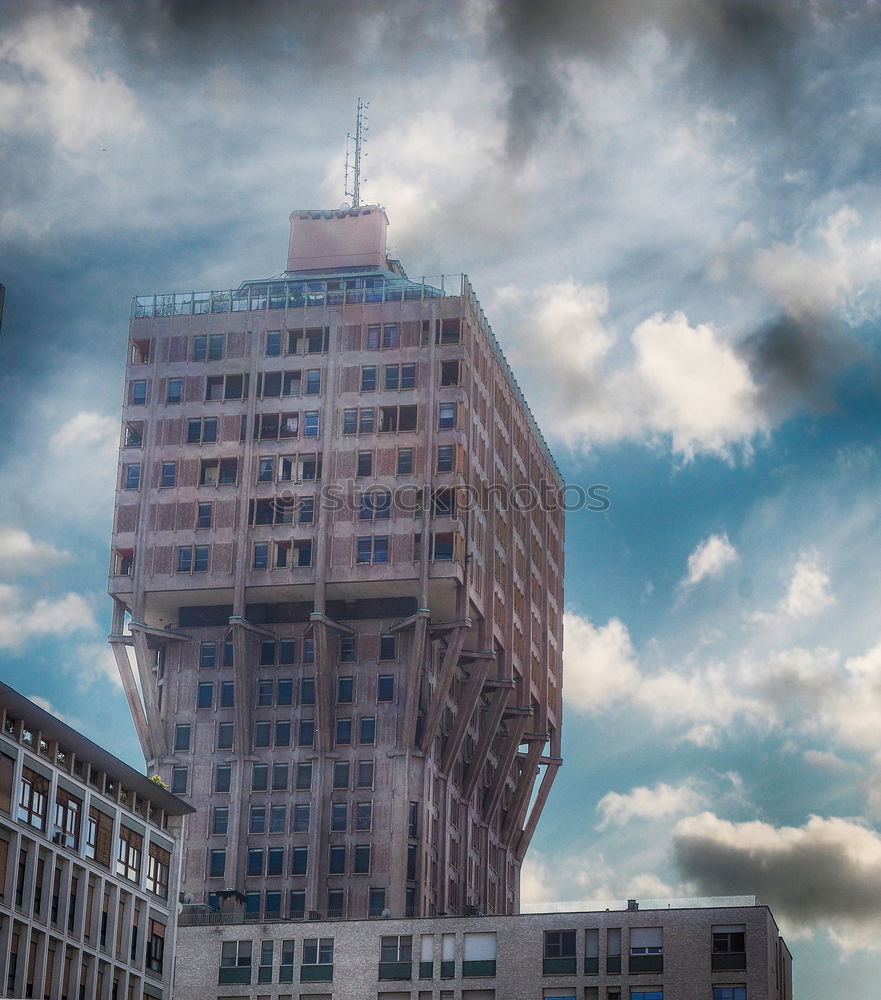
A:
[53,790,80,850]
[291,846,308,876]
[298,719,315,747]
[357,759,374,788]
[252,764,268,791]
[199,641,217,668]
[356,535,389,564]
[116,827,142,882]
[305,369,321,395]
[380,634,396,660]
[463,932,496,977]
[296,761,312,790]
[275,720,291,747]
[196,501,213,528]
[249,806,266,834]
[353,844,370,874]
[272,763,289,790]
[170,766,187,794]
[247,849,264,876]
[629,927,663,974]
[258,456,274,482]
[377,675,395,702]
[187,417,217,443]
[328,845,346,874]
[438,402,456,429]
[357,450,373,477]
[368,887,386,917]
[361,366,377,391]
[212,807,229,835]
[397,448,413,475]
[269,804,286,833]
[333,761,350,789]
[124,421,144,447]
[355,800,373,831]
[196,682,213,709]
[174,723,191,751]
[335,718,352,745]
[293,803,310,833]
[331,802,347,831]
[277,677,294,704]
[301,673,315,701]
[712,925,746,971]
[253,542,269,570]
[303,411,320,437]
[160,462,177,488]
[123,463,141,489]
[283,370,302,395]
[338,672,354,697]
[217,722,235,750]
[214,765,231,793]
[166,378,183,403]
[266,331,282,356]
[441,360,461,386]
[543,930,577,975]
[129,380,147,405]
[220,680,234,707]
[359,716,376,745]
[302,937,333,966]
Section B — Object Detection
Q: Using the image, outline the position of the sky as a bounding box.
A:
[1,1,881,995]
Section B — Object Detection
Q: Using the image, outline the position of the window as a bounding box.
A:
[367,323,400,349]
[359,716,376,745]
[328,845,346,874]
[360,491,391,520]
[214,765,231,793]
[199,641,217,668]
[357,450,373,477]
[116,827,142,882]
[368,887,386,917]
[463,932,496,977]
[630,993,663,1000]
[544,930,576,975]
[176,544,209,572]
[436,444,454,472]
[357,759,374,788]
[85,807,112,866]
[277,677,294,704]
[441,360,461,386]
[304,411,320,437]
[113,547,134,575]
[266,331,282,356]
[275,720,291,747]
[712,926,746,971]
[397,448,413,475]
[247,849,264,876]
[585,928,599,974]
[252,764,268,792]
[293,803,310,833]
[193,333,224,361]
[353,844,371,874]
[335,718,352,745]
[217,722,235,750]
[278,638,296,664]
[160,462,177,488]
[219,940,251,985]
[438,402,456,429]
[380,634,396,660]
[291,846,308,876]
[431,532,455,561]
[301,673,315,701]
[296,762,313,790]
[257,456,274,483]
[355,800,373,831]
[170,766,187,794]
[713,990,746,1000]
[220,680,234,707]
[212,807,229,835]
[200,457,237,486]
[379,404,417,432]
[123,463,141,489]
[187,417,217,443]
[377,675,395,702]
[433,487,456,517]
[253,542,269,570]
[272,763,289,790]
[356,535,389,564]
[379,935,412,979]
[629,928,663,973]
[302,937,334,980]
[129,380,147,405]
[298,719,315,747]
[437,318,461,344]
[124,421,144,447]
[196,501,213,528]
[384,363,416,390]
[408,801,418,838]
[338,671,354,697]
[305,369,321,395]
[333,761,350,789]
[269,804,286,833]
[53,787,81,848]
[147,919,165,974]
[249,806,266,833]
[361,365,377,390]
[166,378,183,403]
[331,803,347,831]
[146,844,170,898]
[18,768,48,829]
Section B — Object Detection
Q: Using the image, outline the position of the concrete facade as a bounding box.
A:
[173,899,792,1000]
[109,205,565,923]
[0,683,192,1000]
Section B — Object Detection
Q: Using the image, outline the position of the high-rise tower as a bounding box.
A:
[108,205,564,922]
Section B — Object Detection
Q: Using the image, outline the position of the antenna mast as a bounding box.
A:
[345,98,369,208]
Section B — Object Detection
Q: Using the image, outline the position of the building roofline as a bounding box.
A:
[0,682,194,816]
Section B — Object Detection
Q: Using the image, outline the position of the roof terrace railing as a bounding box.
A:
[520,895,760,914]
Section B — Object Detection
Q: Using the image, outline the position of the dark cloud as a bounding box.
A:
[674,817,881,926]
[741,314,865,415]
[489,0,832,161]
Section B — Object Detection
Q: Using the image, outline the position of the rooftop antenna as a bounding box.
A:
[345,98,369,208]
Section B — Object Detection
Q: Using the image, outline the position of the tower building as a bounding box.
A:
[108,205,564,922]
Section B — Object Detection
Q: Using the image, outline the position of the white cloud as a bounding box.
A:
[0,527,71,578]
[596,781,706,830]
[69,641,123,690]
[563,613,640,712]
[26,695,84,730]
[0,6,142,154]
[49,412,118,457]
[750,552,836,627]
[683,532,738,588]
[0,583,97,650]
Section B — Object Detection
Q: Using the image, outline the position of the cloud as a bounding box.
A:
[563,613,640,711]
[69,641,123,690]
[502,284,766,460]
[26,695,85,730]
[0,527,71,578]
[49,412,118,457]
[749,552,836,627]
[674,811,881,952]
[0,6,142,153]
[683,532,739,588]
[0,583,97,650]
[596,781,706,830]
